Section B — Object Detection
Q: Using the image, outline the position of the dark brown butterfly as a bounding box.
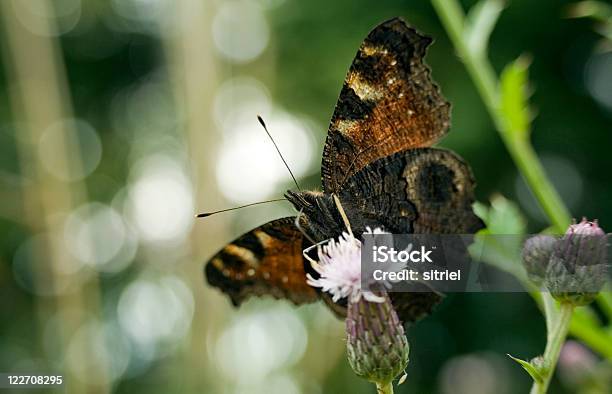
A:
[205,17,483,324]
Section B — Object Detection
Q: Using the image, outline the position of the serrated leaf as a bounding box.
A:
[500,56,532,139]
[469,195,529,282]
[472,201,490,227]
[464,0,505,56]
[478,194,527,235]
[507,354,544,383]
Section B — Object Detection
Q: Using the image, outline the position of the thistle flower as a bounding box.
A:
[522,235,557,286]
[546,218,608,306]
[346,293,409,388]
[306,229,410,391]
[306,231,384,303]
[522,218,608,306]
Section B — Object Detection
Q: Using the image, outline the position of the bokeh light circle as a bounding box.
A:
[585,51,612,112]
[214,305,308,383]
[213,76,272,129]
[64,202,137,273]
[65,320,131,386]
[212,1,270,63]
[127,155,194,244]
[38,119,102,182]
[215,111,316,204]
[117,276,194,354]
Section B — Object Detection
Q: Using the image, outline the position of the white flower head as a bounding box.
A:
[305,227,387,303]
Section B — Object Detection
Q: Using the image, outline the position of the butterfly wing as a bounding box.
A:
[321,17,450,193]
[390,290,444,324]
[339,148,483,235]
[205,217,318,306]
[339,148,483,322]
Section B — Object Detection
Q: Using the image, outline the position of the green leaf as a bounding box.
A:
[475,194,526,235]
[472,201,490,227]
[567,1,612,23]
[500,56,532,138]
[507,354,545,383]
[470,195,529,282]
[464,0,505,56]
[567,1,612,42]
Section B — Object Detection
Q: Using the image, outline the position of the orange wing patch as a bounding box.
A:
[321,18,450,193]
[205,217,318,306]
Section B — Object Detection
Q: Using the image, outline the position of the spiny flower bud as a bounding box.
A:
[305,228,410,389]
[545,219,608,306]
[346,293,409,386]
[522,235,557,285]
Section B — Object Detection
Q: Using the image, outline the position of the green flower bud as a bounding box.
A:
[522,235,557,285]
[346,293,409,386]
[545,219,608,306]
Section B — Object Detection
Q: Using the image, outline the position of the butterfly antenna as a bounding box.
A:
[332,193,353,237]
[196,198,286,218]
[257,115,302,191]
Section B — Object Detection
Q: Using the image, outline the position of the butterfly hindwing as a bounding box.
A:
[340,148,483,234]
[321,17,450,193]
[205,217,318,306]
[338,148,484,322]
[390,290,444,324]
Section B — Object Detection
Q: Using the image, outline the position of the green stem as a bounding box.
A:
[430,0,610,387]
[530,303,574,394]
[376,382,394,394]
[541,292,557,334]
[431,0,571,233]
[596,291,612,320]
[503,138,571,233]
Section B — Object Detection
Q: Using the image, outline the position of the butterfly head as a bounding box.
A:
[284,190,346,242]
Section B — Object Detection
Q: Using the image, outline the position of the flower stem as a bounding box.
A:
[431,0,571,233]
[530,303,574,394]
[376,382,394,394]
[431,1,585,390]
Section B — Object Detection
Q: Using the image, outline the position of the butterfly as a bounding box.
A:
[204,17,483,324]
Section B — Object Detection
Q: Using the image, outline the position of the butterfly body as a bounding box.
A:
[204,17,483,324]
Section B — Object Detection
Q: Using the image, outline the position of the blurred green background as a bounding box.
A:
[0,0,610,393]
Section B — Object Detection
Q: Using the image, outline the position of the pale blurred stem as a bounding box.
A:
[431,0,571,233]
[162,1,230,392]
[530,303,574,394]
[0,2,107,393]
[376,382,393,394]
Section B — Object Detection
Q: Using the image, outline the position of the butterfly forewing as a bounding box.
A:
[321,18,450,193]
